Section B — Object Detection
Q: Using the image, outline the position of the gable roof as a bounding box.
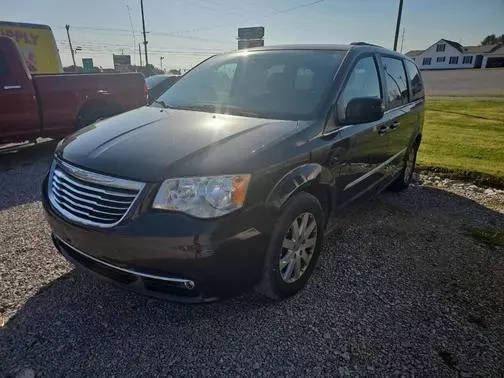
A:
[442,39,464,53]
[405,50,423,57]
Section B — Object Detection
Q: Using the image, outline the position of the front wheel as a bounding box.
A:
[256,192,324,300]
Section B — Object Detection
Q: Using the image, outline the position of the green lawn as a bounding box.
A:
[417,99,504,188]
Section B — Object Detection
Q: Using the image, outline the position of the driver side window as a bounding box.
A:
[334,56,381,126]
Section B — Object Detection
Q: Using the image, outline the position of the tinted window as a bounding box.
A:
[158,50,346,120]
[382,57,408,108]
[404,60,424,101]
[335,56,381,125]
[0,51,7,75]
[145,75,168,89]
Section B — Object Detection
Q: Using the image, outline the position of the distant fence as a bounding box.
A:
[422,68,504,96]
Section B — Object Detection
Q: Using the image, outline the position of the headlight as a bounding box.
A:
[152,175,250,218]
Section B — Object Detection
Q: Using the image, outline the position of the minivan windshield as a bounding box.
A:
[156,50,346,120]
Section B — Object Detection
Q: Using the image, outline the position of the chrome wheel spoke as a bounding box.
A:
[304,219,316,239]
[298,213,309,237]
[284,257,296,280]
[279,250,294,270]
[293,254,301,280]
[302,236,316,250]
[300,248,312,264]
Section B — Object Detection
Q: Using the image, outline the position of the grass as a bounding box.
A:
[417,99,504,188]
[464,227,504,248]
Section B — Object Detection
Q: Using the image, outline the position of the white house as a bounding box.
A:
[406,39,504,70]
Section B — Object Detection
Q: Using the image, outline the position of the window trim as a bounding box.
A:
[324,52,383,134]
[379,54,410,110]
[462,55,473,64]
[436,44,446,52]
[436,56,446,63]
[449,56,459,64]
[422,57,432,65]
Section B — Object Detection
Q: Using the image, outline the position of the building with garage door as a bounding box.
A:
[406,39,504,70]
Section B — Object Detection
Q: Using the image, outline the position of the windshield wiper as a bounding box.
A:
[151,99,169,108]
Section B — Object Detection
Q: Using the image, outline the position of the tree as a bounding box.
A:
[481,34,504,45]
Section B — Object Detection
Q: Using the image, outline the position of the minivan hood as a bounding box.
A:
[57,106,302,182]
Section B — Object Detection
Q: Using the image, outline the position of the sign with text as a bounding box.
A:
[238,27,264,40]
[113,54,131,72]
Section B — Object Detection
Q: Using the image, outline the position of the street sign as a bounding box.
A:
[82,58,93,73]
[238,39,264,50]
[238,27,264,40]
[113,54,131,72]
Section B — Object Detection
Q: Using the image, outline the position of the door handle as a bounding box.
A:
[3,85,22,90]
[389,121,400,130]
[377,125,389,135]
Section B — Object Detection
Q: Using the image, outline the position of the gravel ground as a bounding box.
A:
[1,141,504,377]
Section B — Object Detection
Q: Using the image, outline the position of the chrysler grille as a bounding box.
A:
[48,160,145,227]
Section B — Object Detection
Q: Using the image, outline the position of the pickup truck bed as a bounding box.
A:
[0,36,147,144]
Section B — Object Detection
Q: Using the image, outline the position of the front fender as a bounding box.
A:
[266,163,332,208]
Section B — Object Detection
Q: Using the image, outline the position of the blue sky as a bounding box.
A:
[3,0,504,70]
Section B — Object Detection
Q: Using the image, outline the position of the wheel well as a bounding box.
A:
[302,182,331,228]
[76,100,124,128]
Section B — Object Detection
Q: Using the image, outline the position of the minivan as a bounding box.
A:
[42,43,424,302]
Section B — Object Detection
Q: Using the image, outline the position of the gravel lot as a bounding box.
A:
[1,141,504,377]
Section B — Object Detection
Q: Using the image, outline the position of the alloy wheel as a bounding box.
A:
[279,212,318,283]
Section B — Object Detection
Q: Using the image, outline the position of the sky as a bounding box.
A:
[3,0,504,71]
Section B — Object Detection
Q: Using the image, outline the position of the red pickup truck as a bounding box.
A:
[0,36,147,145]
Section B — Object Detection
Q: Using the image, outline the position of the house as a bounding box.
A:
[405,39,504,70]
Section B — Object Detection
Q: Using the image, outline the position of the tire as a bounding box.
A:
[388,142,419,192]
[256,192,325,300]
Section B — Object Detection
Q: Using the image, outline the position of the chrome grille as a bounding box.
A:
[48,159,145,227]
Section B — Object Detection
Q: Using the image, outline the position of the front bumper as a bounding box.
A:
[42,176,277,302]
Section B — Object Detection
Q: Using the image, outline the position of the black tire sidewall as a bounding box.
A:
[259,192,324,299]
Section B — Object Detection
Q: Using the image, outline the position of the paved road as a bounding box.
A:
[1,142,504,376]
[422,68,504,96]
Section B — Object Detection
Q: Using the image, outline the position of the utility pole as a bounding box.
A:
[400,27,405,53]
[138,43,143,66]
[393,0,404,51]
[140,0,149,66]
[65,24,76,68]
[160,56,164,71]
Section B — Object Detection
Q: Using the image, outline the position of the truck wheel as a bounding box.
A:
[256,192,324,300]
[77,104,121,129]
[388,142,419,192]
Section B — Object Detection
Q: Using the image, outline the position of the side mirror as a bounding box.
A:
[343,97,384,125]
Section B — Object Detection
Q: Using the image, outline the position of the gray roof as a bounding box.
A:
[463,44,502,54]
[405,50,423,57]
[405,39,504,57]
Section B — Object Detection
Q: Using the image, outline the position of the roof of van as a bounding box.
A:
[244,43,404,56]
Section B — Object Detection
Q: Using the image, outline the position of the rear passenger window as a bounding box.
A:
[335,56,381,125]
[404,60,424,101]
[382,57,409,109]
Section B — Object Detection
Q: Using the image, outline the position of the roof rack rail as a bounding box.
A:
[350,42,383,48]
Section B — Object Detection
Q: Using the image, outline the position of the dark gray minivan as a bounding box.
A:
[43,43,424,302]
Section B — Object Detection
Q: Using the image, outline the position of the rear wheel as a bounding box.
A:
[77,104,122,129]
[388,142,418,192]
[256,192,324,300]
